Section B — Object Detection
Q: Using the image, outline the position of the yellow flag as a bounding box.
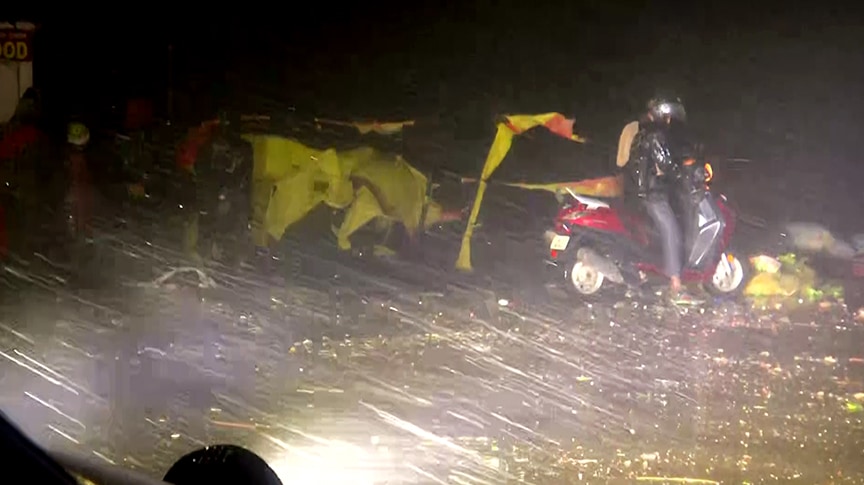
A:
[456,113,585,271]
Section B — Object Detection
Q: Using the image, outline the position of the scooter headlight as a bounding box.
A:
[703,162,713,183]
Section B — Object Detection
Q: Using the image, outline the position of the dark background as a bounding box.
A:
[17,2,864,230]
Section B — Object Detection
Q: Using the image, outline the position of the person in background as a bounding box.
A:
[176,111,252,265]
[1,88,45,169]
[65,121,94,243]
[201,112,253,264]
[0,89,31,249]
[622,96,696,303]
[116,97,157,200]
[0,88,49,257]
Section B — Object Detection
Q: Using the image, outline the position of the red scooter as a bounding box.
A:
[544,160,748,296]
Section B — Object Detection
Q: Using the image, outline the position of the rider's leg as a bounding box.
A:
[643,195,683,291]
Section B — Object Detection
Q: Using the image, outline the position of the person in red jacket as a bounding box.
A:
[175,113,252,265]
[0,88,48,258]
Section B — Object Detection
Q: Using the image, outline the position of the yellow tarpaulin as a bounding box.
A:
[244,134,450,250]
[456,113,595,271]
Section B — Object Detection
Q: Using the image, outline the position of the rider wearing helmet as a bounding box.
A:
[625,95,694,301]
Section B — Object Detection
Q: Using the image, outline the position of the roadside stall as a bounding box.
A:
[0,21,35,123]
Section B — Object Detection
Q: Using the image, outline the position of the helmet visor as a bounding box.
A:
[653,101,687,123]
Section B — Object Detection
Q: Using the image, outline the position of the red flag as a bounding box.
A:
[543,114,575,140]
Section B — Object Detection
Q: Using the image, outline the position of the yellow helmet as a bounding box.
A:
[67,122,90,147]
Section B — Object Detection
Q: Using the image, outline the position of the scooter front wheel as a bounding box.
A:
[565,259,605,296]
[707,251,748,295]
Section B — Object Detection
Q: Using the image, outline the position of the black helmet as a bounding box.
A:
[647,96,687,123]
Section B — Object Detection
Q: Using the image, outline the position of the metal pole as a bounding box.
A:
[167,44,174,123]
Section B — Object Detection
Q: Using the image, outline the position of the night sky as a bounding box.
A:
[22,2,864,223]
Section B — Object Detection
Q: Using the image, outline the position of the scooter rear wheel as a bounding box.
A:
[565,259,605,296]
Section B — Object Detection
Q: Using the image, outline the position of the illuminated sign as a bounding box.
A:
[0,29,33,62]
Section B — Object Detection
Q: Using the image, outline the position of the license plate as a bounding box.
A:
[854,259,864,277]
[550,235,571,251]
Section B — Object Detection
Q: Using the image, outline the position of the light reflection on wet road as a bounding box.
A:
[1,234,863,484]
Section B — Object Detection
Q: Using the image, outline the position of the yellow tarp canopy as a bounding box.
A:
[455,113,622,271]
[245,134,448,250]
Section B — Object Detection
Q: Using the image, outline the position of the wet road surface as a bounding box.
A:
[1,228,863,484]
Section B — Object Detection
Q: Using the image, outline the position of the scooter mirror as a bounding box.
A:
[163,445,283,485]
